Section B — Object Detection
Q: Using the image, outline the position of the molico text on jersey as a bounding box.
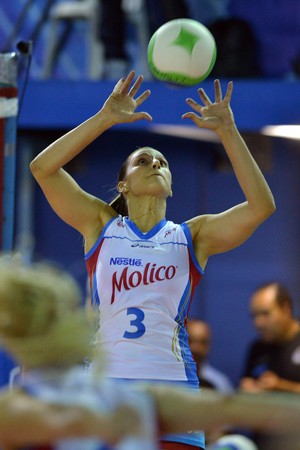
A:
[111,262,177,303]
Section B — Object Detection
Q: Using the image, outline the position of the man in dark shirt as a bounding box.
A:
[240,281,300,393]
[239,282,300,449]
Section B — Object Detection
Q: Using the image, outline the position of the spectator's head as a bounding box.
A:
[188,320,211,364]
[250,282,296,342]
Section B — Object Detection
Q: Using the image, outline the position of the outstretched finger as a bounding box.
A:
[223,81,233,104]
[135,89,151,106]
[120,70,136,94]
[128,74,144,97]
[113,77,125,94]
[182,112,204,127]
[214,79,222,103]
[131,111,153,122]
[197,87,212,106]
[185,98,202,113]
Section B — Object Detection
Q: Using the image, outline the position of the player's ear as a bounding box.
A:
[118,181,128,193]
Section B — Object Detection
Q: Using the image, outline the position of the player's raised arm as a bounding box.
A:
[183,80,275,268]
[30,71,152,242]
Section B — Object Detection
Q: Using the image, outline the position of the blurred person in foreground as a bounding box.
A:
[1,260,300,449]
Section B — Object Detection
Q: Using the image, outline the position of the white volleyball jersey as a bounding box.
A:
[20,366,158,450]
[85,216,204,383]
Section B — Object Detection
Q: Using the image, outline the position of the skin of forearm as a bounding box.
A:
[277,378,300,393]
[217,124,275,218]
[2,407,78,444]
[0,396,115,447]
[150,386,300,435]
[151,387,228,434]
[30,109,114,178]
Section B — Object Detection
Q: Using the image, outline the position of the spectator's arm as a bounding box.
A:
[257,371,300,393]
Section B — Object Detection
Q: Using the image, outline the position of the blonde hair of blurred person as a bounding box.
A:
[0,260,94,370]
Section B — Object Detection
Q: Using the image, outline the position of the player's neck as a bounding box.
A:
[127,197,166,232]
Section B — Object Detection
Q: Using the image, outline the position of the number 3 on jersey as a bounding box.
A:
[123,307,146,339]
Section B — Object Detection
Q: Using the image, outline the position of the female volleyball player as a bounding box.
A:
[30,70,275,450]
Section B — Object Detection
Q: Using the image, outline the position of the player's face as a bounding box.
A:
[250,286,290,342]
[121,148,172,199]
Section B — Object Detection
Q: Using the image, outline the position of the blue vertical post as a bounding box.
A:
[0,53,18,251]
[0,53,19,387]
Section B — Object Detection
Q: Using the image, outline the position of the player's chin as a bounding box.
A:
[147,179,169,192]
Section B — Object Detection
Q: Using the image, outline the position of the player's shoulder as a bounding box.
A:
[184,214,208,239]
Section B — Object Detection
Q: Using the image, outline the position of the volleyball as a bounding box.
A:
[147,18,217,86]
[208,434,258,450]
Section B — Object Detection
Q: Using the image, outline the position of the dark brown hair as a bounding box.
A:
[109,156,129,216]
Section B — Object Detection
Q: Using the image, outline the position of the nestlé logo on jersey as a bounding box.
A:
[110,257,142,266]
[110,262,177,303]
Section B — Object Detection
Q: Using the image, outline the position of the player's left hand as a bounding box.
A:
[182,79,235,133]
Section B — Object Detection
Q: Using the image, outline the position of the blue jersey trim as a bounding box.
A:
[181,222,204,275]
[162,433,205,448]
[92,271,101,306]
[103,235,156,244]
[124,217,167,239]
[175,280,199,385]
[85,216,117,259]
